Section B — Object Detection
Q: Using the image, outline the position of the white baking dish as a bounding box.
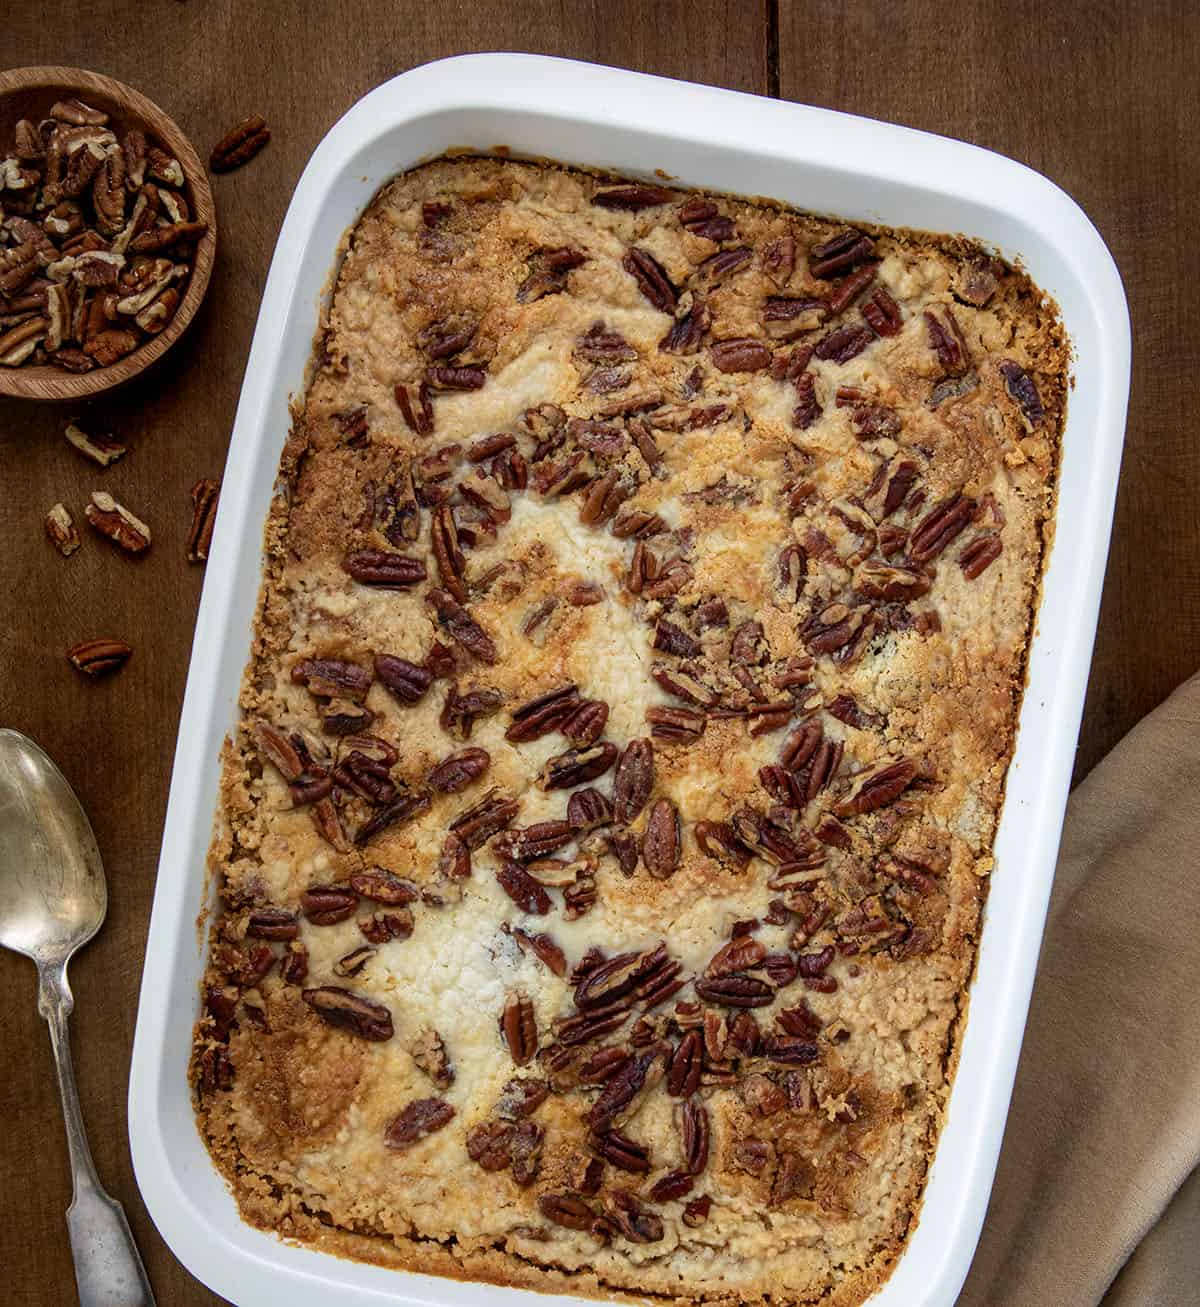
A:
[129,53,1130,1307]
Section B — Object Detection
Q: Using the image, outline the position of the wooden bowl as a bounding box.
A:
[0,66,216,401]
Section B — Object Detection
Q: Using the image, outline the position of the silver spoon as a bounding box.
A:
[0,729,155,1307]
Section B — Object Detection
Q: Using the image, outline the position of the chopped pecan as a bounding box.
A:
[496,1075,551,1120]
[440,683,503,740]
[359,909,413,944]
[854,559,930,601]
[763,234,797,285]
[64,422,125,467]
[652,619,701,658]
[624,247,677,313]
[693,820,751,870]
[302,986,393,1040]
[862,286,903,336]
[395,381,434,434]
[517,246,586,302]
[333,944,376,976]
[45,503,81,557]
[511,927,568,977]
[851,403,902,439]
[792,373,820,429]
[999,359,1044,426]
[925,307,970,374]
[450,788,518,848]
[84,491,150,553]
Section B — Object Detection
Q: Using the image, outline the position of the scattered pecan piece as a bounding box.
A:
[343,549,426,589]
[814,324,875,364]
[64,422,125,467]
[693,820,751,869]
[646,705,705,743]
[517,246,586,303]
[302,986,393,1040]
[925,307,970,374]
[395,381,434,434]
[763,234,796,285]
[694,975,774,1007]
[603,1189,664,1244]
[66,636,131,677]
[354,790,432,846]
[210,115,271,172]
[426,363,486,391]
[186,477,219,562]
[45,503,81,557]
[792,373,820,428]
[450,788,518,848]
[612,739,655,823]
[678,196,734,242]
[440,683,503,739]
[84,490,150,553]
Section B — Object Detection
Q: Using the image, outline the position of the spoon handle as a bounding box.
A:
[40,962,156,1307]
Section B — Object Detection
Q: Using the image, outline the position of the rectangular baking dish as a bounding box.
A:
[129,53,1130,1307]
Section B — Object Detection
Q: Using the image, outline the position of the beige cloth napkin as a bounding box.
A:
[958,671,1200,1306]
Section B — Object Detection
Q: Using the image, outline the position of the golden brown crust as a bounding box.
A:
[192,156,1067,1306]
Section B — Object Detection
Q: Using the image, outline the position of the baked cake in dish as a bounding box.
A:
[192,156,1066,1306]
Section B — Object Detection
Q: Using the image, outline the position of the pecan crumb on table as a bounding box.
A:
[192,155,1066,1307]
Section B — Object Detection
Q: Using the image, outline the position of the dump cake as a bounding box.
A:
[193,156,1066,1306]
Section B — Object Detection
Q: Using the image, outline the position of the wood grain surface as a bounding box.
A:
[0,3,1194,1304]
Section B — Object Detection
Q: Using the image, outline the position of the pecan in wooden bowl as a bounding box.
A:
[0,66,216,401]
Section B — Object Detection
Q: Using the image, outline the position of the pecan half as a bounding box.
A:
[649,1169,694,1202]
[342,549,426,589]
[809,229,874,278]
[84,491,150,553]
[209,115,271,172]
[428,747,490,793]
[854,560,930,601]
[426,588,497,663]
[660,299,708,354]
[540,743,618,790]
[694,975,773,1007]
[350,870,419,904]
[698,246,751,284]
[834,757,917,816]
[925,307,970,374]
[384,1097,454,1149]
[589,1050,661,1131]
[646,705,704,743]
[493,820,575,862]
[705,936,767,978]
[592,183,674,210]
[302,986,393,1040]
[301,884,358,925]
[538,1193,595,1231]
[624,247,677,314]
[373,654,433,705]
[561,700,610,747]
[592,1129,650,1173]
[710,337,772,373]
[909,493,975,562]
[396,381,434,434]
[959,532,1003,579]
[354,790,432,845]
[612,739,654,823]
[502,992,538,1065]
[679,196,735,242]
[814,324,875,364]
[667,1029,703,1097]
[496,859,553,915]
[602,1189,664,1244]
[66,636,131,677]
[510,927,568,977]
[292,657,371,701]
[441,683,503,739]
[450,788,518,848]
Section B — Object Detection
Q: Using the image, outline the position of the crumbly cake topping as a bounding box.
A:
[193,156,1065,1307]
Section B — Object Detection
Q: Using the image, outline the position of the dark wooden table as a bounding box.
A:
[2,3,1195,1303]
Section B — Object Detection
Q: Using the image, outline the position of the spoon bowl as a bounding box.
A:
[0,728,154,1306]
[0,729,106,963]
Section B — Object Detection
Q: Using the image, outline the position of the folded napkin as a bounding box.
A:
[958,671,1200,1306]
